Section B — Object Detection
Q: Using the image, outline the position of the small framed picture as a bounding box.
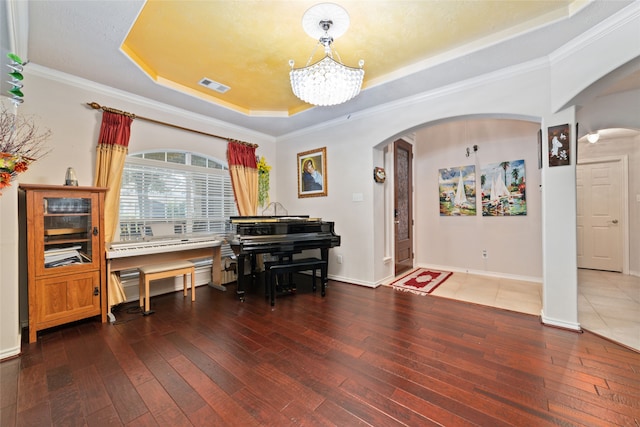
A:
[548,124,570,167]
[297,147,327,198]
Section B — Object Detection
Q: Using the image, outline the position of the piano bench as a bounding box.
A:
[138,260,196,315]
[265,257,327,307]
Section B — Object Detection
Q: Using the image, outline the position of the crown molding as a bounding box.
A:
[281,56,549,141]
[549,1,640,65]
[25,63,276,144]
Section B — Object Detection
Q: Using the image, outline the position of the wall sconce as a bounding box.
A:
[586,132,600,144]
[465,145,478,157]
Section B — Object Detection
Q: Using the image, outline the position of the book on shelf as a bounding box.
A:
[44,246,88,267]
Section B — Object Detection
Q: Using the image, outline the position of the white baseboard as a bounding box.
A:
[419,264,542,284]
[328,274,377,288]
[0,343,21,360]
[540,310,582,331]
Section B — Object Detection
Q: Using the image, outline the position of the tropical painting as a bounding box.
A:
[480,159,526,216]
[438,165,476,216]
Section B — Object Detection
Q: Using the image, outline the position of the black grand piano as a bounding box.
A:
[229,216,341,301]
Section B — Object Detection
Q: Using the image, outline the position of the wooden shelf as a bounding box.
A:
[44,228,85,236]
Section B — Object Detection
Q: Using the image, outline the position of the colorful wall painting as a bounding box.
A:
[438,165,476,216]
[480,159,527,216]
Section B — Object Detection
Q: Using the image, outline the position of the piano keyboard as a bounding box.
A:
[107,236,221,259]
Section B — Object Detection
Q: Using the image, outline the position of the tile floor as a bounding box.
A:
[430,272,542,316]
[577,269,640,352]
[427,269,639,351]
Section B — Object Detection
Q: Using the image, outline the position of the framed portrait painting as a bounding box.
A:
[298,147,327,198]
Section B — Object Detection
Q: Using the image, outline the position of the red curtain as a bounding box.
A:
[97,111,132,148]
[227,141,258,216]
[93,110,133,308]
[94,111,133,240]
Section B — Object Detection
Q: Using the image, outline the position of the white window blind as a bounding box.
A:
[119,152,237,258]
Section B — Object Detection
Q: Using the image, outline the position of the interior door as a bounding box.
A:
[576,159,622,272]
[394,139,413,276]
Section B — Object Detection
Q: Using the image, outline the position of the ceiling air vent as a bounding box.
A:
[198,78,230,94]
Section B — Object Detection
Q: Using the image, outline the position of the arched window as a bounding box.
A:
[118,151,237,241]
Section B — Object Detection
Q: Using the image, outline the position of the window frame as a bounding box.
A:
[118,151,237,248]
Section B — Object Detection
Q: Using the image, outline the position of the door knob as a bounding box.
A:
[611,219,618,224]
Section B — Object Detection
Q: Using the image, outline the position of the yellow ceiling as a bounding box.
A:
[121,0,575,117]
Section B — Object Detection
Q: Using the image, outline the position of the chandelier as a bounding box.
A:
[289,3,364,107]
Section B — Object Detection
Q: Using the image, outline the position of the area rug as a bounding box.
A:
[388,268,453,296]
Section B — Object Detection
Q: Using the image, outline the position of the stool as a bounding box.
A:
[139,260,195,315]
[265,257,327,307]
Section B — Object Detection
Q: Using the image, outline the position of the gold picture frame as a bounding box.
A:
[297,147,327,198]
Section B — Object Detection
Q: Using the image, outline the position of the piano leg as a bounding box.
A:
[236,254,246,301]
[321,248,329,296]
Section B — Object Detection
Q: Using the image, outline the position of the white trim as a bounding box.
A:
[330,274,377,288]
[24,64,276,143]
[549,2,640,65]
[281,57,549,140]
[374,264,543,288]
[0,343,21,361]
[364,4,574,91]
[577,155,630,275]
[5,0,29,58]
[540,310,582,331]
[422,264,542,284]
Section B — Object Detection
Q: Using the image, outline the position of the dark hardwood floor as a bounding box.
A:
[2,275,639,426]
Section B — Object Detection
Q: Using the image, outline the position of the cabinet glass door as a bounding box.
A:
[42,195,97,270]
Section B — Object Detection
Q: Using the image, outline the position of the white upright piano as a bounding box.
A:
[106,235,224,295]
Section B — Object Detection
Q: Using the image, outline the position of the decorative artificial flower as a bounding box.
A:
[0,171,12,189]
[0,105,51,195]
[257,156,271,207]
[0,153,33,191]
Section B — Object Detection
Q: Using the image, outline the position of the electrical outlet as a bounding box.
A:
[336,255,343,264]
[482,249,488,259]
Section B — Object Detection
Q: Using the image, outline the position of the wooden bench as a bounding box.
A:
[139,260,195,315]
[265,257,327,307]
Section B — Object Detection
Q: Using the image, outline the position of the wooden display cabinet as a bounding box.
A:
[19,184,108,343]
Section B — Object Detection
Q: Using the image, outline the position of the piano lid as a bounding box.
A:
[229,216,322,223]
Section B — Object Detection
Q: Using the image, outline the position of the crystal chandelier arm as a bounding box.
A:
[290,41,329,69]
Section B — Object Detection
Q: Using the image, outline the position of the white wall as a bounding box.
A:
[0,184,20,359]
[576,88,640,276]
[276,65,551,286]
[540,107,579,330]
[578,132,640,276]
[414,119,542,280]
